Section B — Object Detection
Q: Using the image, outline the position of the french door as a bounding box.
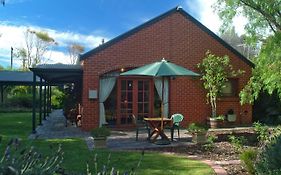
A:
[117,78,153,127]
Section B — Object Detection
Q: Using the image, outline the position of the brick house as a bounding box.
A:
[79,7,253,131]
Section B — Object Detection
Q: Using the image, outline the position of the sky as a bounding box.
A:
[0,0,247,68]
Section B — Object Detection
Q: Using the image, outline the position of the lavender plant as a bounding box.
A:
[0,138,63,175]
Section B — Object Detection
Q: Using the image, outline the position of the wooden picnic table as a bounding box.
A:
[144,117,172,142]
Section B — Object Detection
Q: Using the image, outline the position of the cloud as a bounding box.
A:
[5,0,31,5]
[185,0,247,35]
[0,22,108,68]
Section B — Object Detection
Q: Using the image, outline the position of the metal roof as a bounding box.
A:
[0,71,40,85]
[30,63,83,83]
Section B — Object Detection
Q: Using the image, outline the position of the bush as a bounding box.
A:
[228,135,247,152]
[203,135,217,151]
[253,122,270,143]
[7,94,34,108]
[0,138,63,175]
[255,127,281,175]
[51,87,65,109]
[91,126,111,138]
[240,148,258,175]
[187,123,208,134]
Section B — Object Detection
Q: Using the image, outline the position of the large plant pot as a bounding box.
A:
[192,132,207,143]
[94,137,107,148]
[227,114,237,122]
[209,118,223,128]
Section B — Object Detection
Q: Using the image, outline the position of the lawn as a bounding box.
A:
[0,112,214,174]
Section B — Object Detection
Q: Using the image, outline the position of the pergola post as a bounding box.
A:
[46,85,49,117]
[49,85,52,114]
[39,78,42,125]
[0,85,3,103]
[32,72,36,134]
[43,82,47,120]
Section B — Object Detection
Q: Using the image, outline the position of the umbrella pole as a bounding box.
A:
[161,77,164,130]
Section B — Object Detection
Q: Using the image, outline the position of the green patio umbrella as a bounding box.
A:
[121,58,200,130]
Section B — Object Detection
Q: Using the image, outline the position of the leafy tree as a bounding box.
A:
[14,48,28,71]
[214,0,281,104]
[15,29,56,70]
[220,27,258,59]
[67,43,84,64]
[214,0,281,42]
[197,51,243,117]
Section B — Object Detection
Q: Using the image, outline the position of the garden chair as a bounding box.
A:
[131,114,150,141]
[76,104,83,127]
[170,113,184,141]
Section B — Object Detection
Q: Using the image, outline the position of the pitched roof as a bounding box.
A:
[80,6,254,67]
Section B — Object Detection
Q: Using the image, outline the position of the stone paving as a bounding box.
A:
[28,109,232,175]
[29,109,194,150]
[29,109,90,139]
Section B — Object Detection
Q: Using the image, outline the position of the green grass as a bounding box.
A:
[0,112,214,174]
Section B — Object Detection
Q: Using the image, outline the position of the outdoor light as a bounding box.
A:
[120,68,125,72]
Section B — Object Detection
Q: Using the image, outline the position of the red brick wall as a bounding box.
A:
[81,12,252,131]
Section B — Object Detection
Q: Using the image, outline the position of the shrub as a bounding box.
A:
[0,138,63,175]
[86,151,144,175]
[255,126,281,175]
[7,94,34,108]
[228,135,247,152]
[187,123,208,134]
[253,122,270,143]
[203,135,217,151]
[91,126,111,138]
[51,87,65,109]
[240,148,258,175]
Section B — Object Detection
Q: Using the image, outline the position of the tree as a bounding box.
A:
[14,48,27,71]
[214,0,281,104]
[67,43,84,64]
[214,0,281,42]
[220,27,258,59]
[197,51,243,117]
[15,29,56,69]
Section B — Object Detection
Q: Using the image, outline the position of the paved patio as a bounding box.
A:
[28,110,232,174]
[29,110,194,150]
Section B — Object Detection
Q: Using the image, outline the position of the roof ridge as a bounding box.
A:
[80,6,180,60]
[80,6,254,67]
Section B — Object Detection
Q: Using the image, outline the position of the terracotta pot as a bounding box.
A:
[209,118,223,128]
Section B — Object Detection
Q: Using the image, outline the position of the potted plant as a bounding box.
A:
[197,51,243,128]
[227,109,236,122]
[91,126,111,148]
[187,123,208,143]
[209,115,225,128]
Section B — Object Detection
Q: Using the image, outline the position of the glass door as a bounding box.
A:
[117,78,153,127]
[119,79,133,125]
[137,80,150,121]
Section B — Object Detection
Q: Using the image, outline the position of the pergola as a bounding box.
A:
[0,71,42,103]
[30,64,83,133]
[0,65,82,133]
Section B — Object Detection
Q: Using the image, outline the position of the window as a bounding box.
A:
[221,79,238,97]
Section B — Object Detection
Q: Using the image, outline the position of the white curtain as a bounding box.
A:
[154,77,169,118]
[99,77,116,126]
